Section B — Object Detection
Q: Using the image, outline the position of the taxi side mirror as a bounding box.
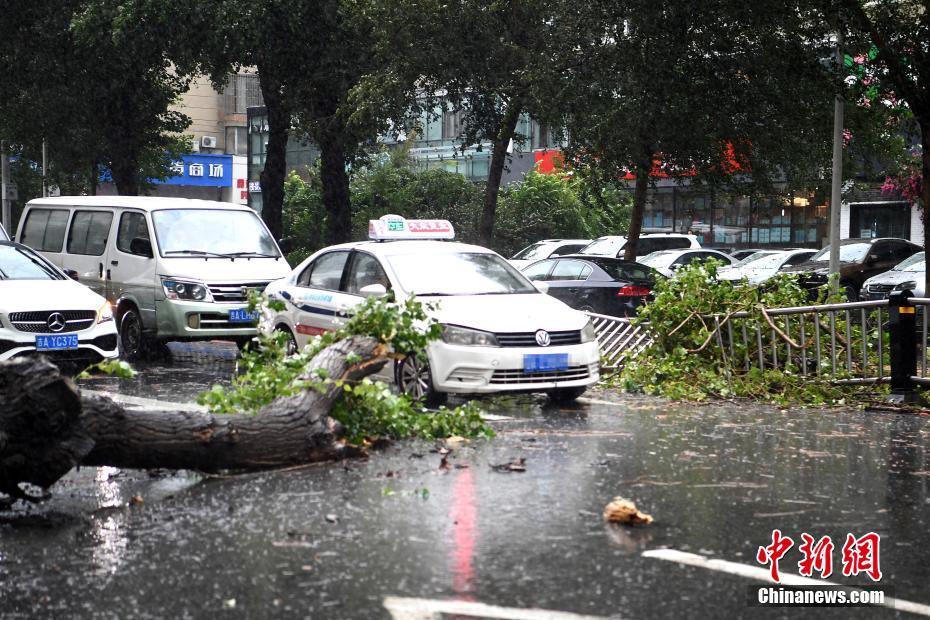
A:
[533,281,550,294]
[359,283,387,298]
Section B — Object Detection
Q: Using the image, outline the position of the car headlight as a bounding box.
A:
[894,281,917,291]
[96,301,114,324]
[441,325,499,347]
[161,278,212,301]
[581,320,597,343]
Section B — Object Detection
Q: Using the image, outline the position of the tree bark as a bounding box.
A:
[0,337,388,497]
[258,65,289,241]
[110,159,140,196]
[318,127,352,244]
[479,99,524,247]
[623,148,654,261]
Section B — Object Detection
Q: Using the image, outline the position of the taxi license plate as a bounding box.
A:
[35,334,79,351]
[229,308,260,323]
[523,353,569,373]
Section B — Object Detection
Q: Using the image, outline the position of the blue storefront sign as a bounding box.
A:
[160,153,232,187]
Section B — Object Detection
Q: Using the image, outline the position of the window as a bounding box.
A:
[522,260,555,281]
[550,260,593,281]
[345,253,389,295]
[116,212,150,254]
[302,251,348,290]
[869,243,898,263]
[786,252,814,266]
[636,237,692,256]
[21,208,70,252]
[67,210,113,256]
[552,243,587,256]
[225,126,248,155]
[442,109,464,140]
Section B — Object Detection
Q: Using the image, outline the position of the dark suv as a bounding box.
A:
[780,237,922,300]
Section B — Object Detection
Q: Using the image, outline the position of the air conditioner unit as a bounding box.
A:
[201,135,218,149]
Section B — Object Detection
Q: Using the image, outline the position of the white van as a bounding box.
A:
[16,196,292,359]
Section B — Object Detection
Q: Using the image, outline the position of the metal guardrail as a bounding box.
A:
[584,311,652,371]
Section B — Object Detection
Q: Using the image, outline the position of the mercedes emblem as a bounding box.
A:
[535,329,551,347]
[47,312,66,333]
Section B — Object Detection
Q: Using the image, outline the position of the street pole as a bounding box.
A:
[42,139,48,198]
[829,32,844,296]
[1,140,10,233]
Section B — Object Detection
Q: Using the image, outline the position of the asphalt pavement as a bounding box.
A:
[2,343,930,618]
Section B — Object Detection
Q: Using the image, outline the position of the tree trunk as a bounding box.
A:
[258,66,289,241]
[318,128,352,244]
[479,100,524,247]
[110,159,139,196]
[922,120,930,299]
[623,149,653,261]
[0,337,388,498]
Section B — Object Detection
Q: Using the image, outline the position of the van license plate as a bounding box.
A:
[35,334,79,351]
[229,308,260,323]
[523,353,569,373]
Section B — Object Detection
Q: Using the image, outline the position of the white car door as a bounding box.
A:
[285,250,356,347]
[108,209,157,329]
[61,209,115,297]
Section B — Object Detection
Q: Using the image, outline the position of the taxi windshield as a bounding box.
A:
[387,252,537,296]
[0,244,62,280]
[152,209,280,258]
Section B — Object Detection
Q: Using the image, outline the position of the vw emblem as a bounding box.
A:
[47,312,66,332]
[535,329,551,347]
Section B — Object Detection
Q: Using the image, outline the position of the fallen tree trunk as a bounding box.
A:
[0,337,388,498]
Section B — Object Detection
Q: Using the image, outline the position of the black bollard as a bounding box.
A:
[887,290,917,403]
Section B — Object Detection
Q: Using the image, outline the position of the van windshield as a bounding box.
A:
[151,209,280,258]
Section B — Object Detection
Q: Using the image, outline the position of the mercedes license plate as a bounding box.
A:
[35,334,79,351]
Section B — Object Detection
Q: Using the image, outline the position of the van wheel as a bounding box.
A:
[119,308,145,361]
[395,354,447,408]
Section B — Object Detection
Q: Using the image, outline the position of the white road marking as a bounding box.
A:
[643,548,930,617]
[576,397,626,407]
[383,597,612,620]
[81,389,207,413]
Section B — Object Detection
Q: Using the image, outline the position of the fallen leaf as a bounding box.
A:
[130,495,144,506]
[603,497,653,526]
[491,457,526,473]
[325,513,338,523]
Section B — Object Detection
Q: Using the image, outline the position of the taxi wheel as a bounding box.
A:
[547,386,587,404]
[276,326,298,356]
[395,355,447,407]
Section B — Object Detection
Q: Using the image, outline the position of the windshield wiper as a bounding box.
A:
[414,292,455,296]
[164,249,229,258]
[220,251,279,258]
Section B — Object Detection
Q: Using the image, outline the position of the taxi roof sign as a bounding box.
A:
[368,215,455,241]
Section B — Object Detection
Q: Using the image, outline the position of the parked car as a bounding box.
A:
[509,238,591,270]
[717,249,817,286]
[262,215,600,405]
[521,255,661,317]
[16,196,293,360]
[780,237,922,300]
[638,248,735,277]
[0,240,118,367]
[862,252,926,299]
[578,233,701,260]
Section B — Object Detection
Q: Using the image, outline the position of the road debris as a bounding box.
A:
[603,497,653,525]
[491,457,526,472]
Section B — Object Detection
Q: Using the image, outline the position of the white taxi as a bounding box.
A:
[262,216,600,404]
[0,240,118,367]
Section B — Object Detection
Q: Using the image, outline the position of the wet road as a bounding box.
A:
[3,344,930,618]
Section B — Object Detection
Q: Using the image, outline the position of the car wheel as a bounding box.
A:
[547,386,587,404]
[276,326,298,356]
[118,308,145,361]
[395,354,447,407]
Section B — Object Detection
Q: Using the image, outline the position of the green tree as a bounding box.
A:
[840,0,930,296]
[555,0,835,259]
[0,0,191,196]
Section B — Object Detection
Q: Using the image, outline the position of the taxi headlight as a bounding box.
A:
[581,320,597,343]
[441,325,499,347]
[161,278,212,302]
[96,301,114,324]
[894,280,917,291]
